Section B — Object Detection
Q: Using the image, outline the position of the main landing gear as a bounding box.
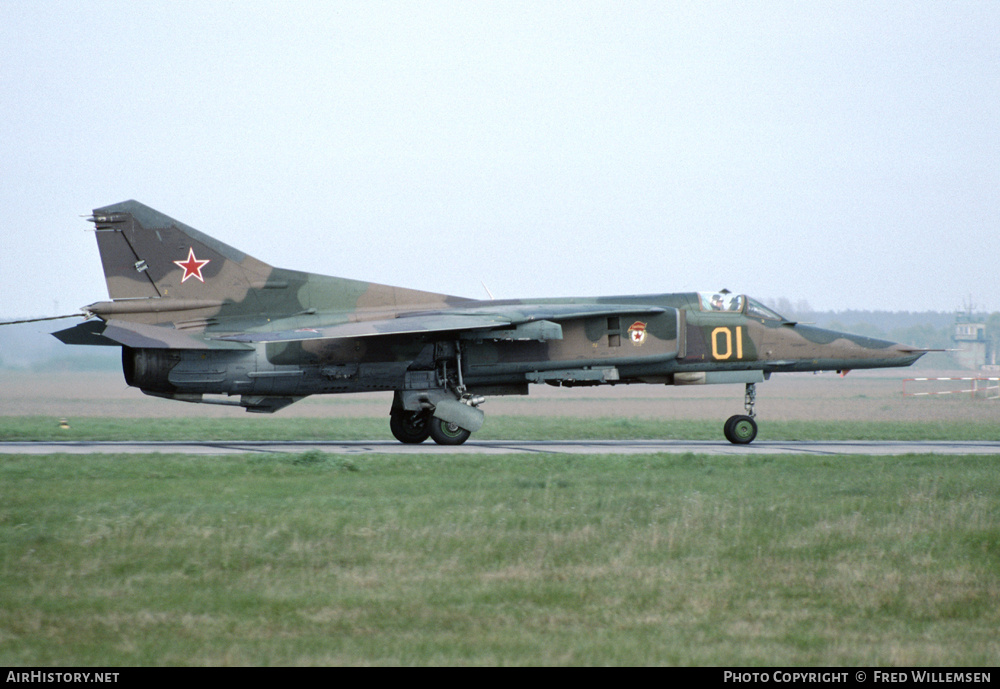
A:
[428,418,472,445]
[389,409,432,444]
[389,406,476,445]
[388,342,482,446]
[724,382,758,444]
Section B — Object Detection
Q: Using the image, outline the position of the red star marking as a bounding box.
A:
[173,247,210,283]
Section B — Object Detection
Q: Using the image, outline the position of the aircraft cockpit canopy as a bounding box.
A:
[698,292,787,321]
[746,298,786,321]
[699,291,744,313]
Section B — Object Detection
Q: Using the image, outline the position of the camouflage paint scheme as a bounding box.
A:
[55,201,925,444]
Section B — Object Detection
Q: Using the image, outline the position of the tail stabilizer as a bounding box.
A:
[87,200,461,327]
[90,200,271,303]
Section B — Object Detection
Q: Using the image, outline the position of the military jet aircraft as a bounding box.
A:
[53,201,925,445]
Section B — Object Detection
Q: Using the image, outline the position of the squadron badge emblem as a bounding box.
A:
[628,321,647,345]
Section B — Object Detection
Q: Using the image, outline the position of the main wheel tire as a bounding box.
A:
[724,414,758,444]
[389,410,431,444]
[429,417,472,445]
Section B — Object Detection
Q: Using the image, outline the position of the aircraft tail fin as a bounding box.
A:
[87,200,461,326]
[89,200,272,303]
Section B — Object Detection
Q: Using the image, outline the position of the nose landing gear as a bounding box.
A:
[724,382,758,444]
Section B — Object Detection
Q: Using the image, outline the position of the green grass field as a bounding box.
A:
[3,415,1000,442]
[2,450,998,666]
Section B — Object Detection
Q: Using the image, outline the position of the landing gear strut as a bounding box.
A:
[724,382,758,444]
[389,342,482,446]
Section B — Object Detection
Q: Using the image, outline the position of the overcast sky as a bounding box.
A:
[2,0,998,320]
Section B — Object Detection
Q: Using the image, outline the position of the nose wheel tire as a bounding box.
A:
[429,417,472,445]
[724,414,758,444]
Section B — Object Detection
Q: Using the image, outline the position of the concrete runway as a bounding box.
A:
[1,440,998,455]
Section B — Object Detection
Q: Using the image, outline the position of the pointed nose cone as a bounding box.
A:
[781,325,926,371]
[885,342,928,368]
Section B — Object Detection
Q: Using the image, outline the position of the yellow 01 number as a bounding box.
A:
[710,326,744,360]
